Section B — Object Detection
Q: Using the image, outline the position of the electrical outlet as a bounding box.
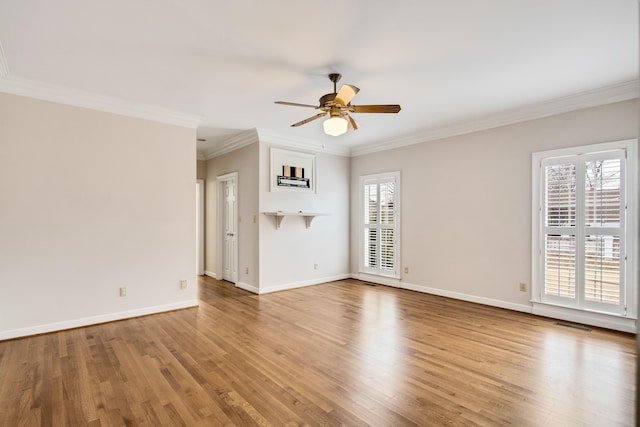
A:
[245,267,249,274]
[119,287,127,297]
[404,267,409,274]
[180,279,187,289]
[520,282,527,292]
[314,263,318,270]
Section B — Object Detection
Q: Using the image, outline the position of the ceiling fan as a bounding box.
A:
[275,73,401,136]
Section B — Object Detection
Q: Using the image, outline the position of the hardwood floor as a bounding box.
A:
[0,277,635,426]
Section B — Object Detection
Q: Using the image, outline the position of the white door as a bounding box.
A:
[222,178,237,282]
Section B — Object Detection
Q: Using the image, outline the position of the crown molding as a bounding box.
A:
[196,151,206,161]
[351,79,639,157]
[203,128,260,159]
[0,75,203,129]
[0,42,8,77]
[204,128,351,160]
[256,128,351,157]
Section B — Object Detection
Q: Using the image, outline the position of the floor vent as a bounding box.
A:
[363,282,377,286]
[554,322,591,332]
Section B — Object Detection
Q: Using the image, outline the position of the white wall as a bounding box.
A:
[0,93,198,340]
[350,99,638,311]
[258,142,350,292]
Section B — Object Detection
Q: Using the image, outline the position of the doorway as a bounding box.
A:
[216,172,238,284]
[196,179,204,276]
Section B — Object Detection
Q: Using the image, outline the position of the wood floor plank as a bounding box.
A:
[0,277,635,426]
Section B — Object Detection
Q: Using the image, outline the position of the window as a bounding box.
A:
[360,172,400,278]
[532,140,637,318]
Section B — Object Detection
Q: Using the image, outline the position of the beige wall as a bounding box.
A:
[350,99,638,309]
[205,141,259,286]
[197,160,206,180]
[0,92,198,339]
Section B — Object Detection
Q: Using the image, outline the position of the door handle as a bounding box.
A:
[227,233,235,236]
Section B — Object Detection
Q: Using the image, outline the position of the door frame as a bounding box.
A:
[196,179,205,276]
[216,172,238,285]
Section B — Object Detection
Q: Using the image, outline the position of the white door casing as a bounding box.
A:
[223,179,237,282]
[196,179,204,276]
[217,172,238,285]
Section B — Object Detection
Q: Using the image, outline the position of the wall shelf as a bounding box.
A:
[263,212,328,229]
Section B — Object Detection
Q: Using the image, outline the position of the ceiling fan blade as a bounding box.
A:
[351,104,401,114]
[344,113,360,131]
[275,101,318,108]
[334,84,360,106]
[291,112,327,127]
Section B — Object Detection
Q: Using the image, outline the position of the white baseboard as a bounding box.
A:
[400,281,533,314]
[348,275,635,333]
[350,273,531,313]
[0,300,199,341]
[204,271,217,279]
[258,274,351,295]
[236,281,259,294]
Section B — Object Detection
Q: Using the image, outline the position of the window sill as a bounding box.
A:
[355,272,401,288]
[531,301,636,333]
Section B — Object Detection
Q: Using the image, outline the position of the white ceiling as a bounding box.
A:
[0,1,637,157]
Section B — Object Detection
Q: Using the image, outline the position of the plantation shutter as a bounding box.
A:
[543,162,577,298]
[361,173,399,278]
[583,157,623,306]
[363,181,379,269]
[540,150,626,314]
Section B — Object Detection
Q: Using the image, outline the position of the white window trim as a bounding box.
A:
[531,139,637,331]
[359,171,401,279]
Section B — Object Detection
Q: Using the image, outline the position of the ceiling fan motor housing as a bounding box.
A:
[319,93,337,107]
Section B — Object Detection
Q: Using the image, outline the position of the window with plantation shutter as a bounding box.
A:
[360,172,400,278]
[543,162,577,299]
[584,158,623,306]
[533,140,636,319]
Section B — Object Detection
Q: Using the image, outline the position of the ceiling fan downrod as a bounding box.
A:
[328,73,341,94]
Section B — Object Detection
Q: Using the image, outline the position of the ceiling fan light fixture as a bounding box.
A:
[323,116,348,136]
